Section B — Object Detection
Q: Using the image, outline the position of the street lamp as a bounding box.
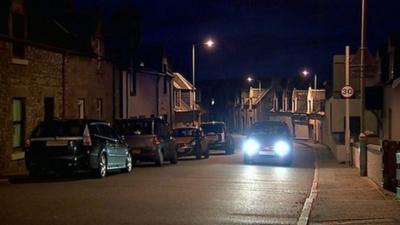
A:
[302,69,317,89]
[192,39,214,89]
[247,76,261,90]
[191,39,215,123]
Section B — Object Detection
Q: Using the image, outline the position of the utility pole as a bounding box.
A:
[314,74,317,90]
[360,0,367,133]
[345,46,352,166]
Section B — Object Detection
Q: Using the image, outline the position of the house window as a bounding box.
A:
[130,72,136,96]
[11,13,25,59]
[78,99,85,119]
[97,98,103,119]
[12,98,24,148]
[175,90,181,107]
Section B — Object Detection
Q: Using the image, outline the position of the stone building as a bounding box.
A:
[0,0,121,172]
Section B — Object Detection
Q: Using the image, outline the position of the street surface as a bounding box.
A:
[0,136,315,225]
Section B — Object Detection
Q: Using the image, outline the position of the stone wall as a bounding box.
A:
[0,40,63,170]
[64,55,115,122]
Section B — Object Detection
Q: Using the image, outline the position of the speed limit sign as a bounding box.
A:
[341,85,354,98]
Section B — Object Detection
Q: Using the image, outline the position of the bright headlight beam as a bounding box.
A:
[273,140,290,157]
[243,139,260,156]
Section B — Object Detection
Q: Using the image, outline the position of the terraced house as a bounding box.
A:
[0,0,122,172]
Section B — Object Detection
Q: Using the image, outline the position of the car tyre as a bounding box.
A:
[225,142,234,155]
[28,168,44,179]
[96,153,107,178]
[203,149,210,159]
[281,156,293,167]
[243,155,252,164]
[195,146,202,159]
[155,149,164,167]
[170,150,178,164]
[122,152,133,173]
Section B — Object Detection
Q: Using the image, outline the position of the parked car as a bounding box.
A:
[114,118,177,166]
[242,121,293,165]
[172,127,209,159]
[201,121,234,154]
[24,119,132,178]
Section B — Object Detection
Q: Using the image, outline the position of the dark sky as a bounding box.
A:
[82,1,400,82]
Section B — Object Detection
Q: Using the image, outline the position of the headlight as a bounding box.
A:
[243,139,260,156]
[273,140,290,157]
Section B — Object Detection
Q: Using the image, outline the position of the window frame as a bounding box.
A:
[12,98,25,149]
[78,98,85,119]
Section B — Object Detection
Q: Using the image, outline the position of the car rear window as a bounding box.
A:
[201,124,224,134]
[173,128,195,137]
[249,123,290,136]
[114,120,153,135]
[31,121,84,138]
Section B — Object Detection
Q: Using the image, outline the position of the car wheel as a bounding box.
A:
[96,153,107,178]
[225,144,233,155]
[123,152,133,173]
[203,149,210,159]
[243,155,252,164]
[28,167,44,179]
[155,149,164,167]
[281,156,293,167]
[170,150,178,164]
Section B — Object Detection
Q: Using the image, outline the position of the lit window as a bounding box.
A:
[78,99,85,119]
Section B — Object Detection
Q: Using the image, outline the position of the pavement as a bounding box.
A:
[302,142,400,225]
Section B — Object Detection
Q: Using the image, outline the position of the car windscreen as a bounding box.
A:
[31,121,84,138]
[201,124,224,134]
[173,128,195,137]
[249,124,290,137]
[114,120,153,135]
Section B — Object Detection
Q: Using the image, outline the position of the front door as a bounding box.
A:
[44,97,54,121]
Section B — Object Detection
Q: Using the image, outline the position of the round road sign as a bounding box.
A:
[341,85,354,98]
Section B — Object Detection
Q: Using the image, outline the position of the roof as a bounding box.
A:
[173,73,195,90]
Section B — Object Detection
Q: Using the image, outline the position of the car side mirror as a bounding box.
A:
[120,135,126,142]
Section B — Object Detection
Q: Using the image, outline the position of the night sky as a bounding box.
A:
[81,1,400,82]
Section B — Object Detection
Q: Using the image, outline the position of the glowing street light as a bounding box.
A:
[301,69,317,89]
[205,40,214,47]
[191,38,215,123]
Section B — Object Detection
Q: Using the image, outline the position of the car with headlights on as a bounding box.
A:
[25,119,132,178]
[242,121,293,165]
[172,127,209,159]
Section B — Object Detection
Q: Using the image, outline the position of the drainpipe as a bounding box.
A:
[112,63,115,121]
[61,53,66,119]
[169,76,173,127]
[156,76,160,116]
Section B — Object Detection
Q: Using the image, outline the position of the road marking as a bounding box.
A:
[297,145,319,225]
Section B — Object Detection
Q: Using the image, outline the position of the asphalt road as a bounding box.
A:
[0,136,315,225]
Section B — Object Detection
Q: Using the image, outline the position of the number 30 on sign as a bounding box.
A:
[341,85,354,98]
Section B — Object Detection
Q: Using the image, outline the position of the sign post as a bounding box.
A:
[344,46,353,166]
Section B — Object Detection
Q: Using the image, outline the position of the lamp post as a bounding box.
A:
[191,39,214,124]
[247,76,262,124]
[302,69,317,89]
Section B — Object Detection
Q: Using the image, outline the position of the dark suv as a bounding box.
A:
[201,121,234,154]
[114,118,177,166]
[25,120,132,178]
